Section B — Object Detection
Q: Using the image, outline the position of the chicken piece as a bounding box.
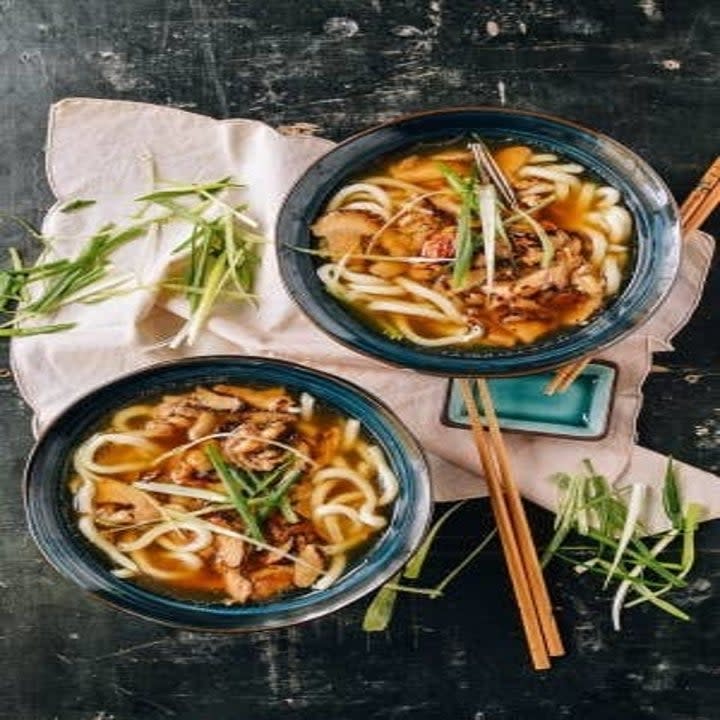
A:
[224,569,253,603]
[427,194,461,216]
[293,544,325,588]
[505,320,550,344]
[144,395,201,437]
[407,264,444,282]
[513,264,569,297]
[311,210,381,259]
[250,565,296,601]
[215,535,245,568]
[212,385,292,412]
[94,478,159,523]
[421,226,456,259]
[168,448,214,485]
[188,411,217,440]
[266,516,319,547]
[368,261,406,279]
[194,387,242,412]
[377,228,416,257]
[571,265,605,297]
[222,412,296,471]
[261,540,293,566]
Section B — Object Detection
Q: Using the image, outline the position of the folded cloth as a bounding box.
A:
[11,98,719,533]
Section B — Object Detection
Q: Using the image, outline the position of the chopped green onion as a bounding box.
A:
[476,184,497,292]
[662,457,683,531]
[363,573,402,632]
[60,199,96,213]
[404,500,467,579]
[205,444,264,542]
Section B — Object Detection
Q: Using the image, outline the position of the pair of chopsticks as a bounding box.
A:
[458,378,564,670]
[545,155,720,396]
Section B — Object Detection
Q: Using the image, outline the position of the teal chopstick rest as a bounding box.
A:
[442,363,617,440]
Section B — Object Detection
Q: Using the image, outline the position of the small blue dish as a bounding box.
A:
[442,362,617,439]
[276,107,681,377]
[24,356,432,631]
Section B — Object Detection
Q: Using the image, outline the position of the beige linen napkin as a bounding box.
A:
[11,99,719,533]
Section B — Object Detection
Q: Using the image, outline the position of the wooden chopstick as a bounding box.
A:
[545,156,720,395]
[680,156,720,231]
[458,378,562,670]
[475,379,565,657]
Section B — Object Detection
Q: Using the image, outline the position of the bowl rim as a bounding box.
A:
[23,354,433,632]
[276,105,682,377]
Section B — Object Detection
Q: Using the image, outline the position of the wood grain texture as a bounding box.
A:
[0,1,718,718]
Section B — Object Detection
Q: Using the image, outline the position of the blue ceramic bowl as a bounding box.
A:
[24,356,432,631]
[277,107,681,376]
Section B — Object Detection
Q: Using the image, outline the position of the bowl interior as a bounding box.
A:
[24,356,432,631]
[277,107,681,376]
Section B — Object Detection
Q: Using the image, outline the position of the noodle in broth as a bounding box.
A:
[310,139,633,349]
[69,384,397,604]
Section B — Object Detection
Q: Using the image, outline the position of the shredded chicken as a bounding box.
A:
[293,544,324,588]
[215,535,245,568]
[224,569,253,603]
[222,411,296,471]
[250,566,296,601]
[311,210,381,259]
[93,478,159,523]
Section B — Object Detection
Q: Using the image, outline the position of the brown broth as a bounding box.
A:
[70,386,391,604]
[314,137,634,350]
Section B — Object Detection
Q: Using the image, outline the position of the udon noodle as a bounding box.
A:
[69,384,397,604]
[310,140,633,348]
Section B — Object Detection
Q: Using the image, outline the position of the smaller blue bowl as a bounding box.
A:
[24,356,432,631]
[277,107,681,377]
[442,362,617,439]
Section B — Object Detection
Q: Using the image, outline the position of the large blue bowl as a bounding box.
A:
[277,107,681,376]
[24,356,432,631]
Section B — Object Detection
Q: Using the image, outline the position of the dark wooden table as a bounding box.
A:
[1,2,718,719]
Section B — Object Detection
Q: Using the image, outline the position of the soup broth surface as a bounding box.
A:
[69,384,396,604]
[311,138,634,350]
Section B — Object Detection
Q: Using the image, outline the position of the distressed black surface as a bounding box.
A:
[0,1,718,719]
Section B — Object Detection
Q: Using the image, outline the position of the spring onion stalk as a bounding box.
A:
[363,500,496,632]
[544,457,704,630]
[205,444,264,542]
[662,458,683,531]
[60,199,96,213]
[404,500,467,579]
[438,164,478,289]
[363,573,402,632]
[1,176,263,341]
[476,184,497,293]
[603,483,647,588]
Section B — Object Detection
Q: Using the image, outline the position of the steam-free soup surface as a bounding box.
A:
[311,139,633,349]
[70,384,397,604]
